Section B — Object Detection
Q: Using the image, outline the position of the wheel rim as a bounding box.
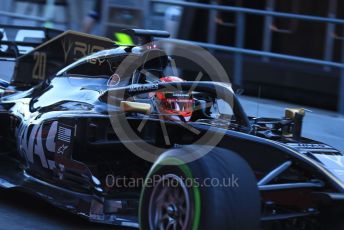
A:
[148,174,191,230]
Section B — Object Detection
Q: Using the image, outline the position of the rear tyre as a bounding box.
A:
[139,146,260,230]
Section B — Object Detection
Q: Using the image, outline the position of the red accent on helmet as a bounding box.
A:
[159,76,184,83]
[156,76,194,121]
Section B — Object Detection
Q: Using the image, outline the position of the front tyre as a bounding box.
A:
[139,147,261,230]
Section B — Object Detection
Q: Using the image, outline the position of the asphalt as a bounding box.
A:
[0,190,124,230]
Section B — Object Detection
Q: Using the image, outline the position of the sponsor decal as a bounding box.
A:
[56,124,73,156]
[57,144,68,155]
[128,83,159,93]
[61,39,105,64]
[17,121,58,170]
[57,125,72,143]
[55,123,74,180]
[107,74,121,87]
[17,120,75,172]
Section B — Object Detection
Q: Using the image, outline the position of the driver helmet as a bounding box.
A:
[156,76,195,122]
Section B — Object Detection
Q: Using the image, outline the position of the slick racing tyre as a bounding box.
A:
[139,146,260,230]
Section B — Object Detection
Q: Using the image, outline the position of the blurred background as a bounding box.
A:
[0,0,343,113]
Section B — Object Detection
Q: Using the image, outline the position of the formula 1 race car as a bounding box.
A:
[1,25,344,230]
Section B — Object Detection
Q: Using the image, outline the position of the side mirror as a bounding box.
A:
[284,108,305,119]
[284,108,306,140]
[120,101,151,114]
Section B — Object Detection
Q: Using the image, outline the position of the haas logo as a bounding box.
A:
[17,121,73,170]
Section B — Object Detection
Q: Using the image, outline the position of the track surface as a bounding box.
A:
[0,189,129,230]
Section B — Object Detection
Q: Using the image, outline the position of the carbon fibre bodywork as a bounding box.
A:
[1,27,344,229]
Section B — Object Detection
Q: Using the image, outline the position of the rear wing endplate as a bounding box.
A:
[0,25,116,87]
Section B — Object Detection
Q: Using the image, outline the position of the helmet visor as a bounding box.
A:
[159,92,194,117]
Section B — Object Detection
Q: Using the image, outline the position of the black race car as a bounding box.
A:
[1,25,344,230]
